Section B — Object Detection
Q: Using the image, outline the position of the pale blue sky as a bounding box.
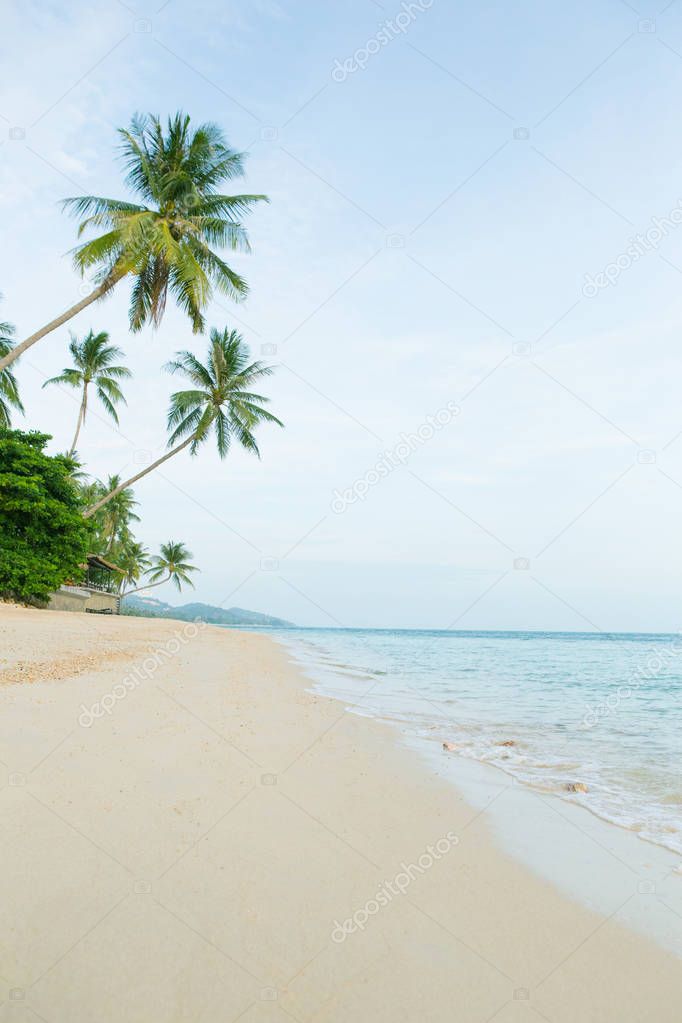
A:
[3,0,682,630]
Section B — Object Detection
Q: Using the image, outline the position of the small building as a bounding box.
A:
[48,554,123,614]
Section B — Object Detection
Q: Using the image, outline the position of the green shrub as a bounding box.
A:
[0,429,89,604]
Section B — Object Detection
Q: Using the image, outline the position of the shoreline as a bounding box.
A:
[280,632,682,958]
[1,604,681,1020]
[275,627,682,857]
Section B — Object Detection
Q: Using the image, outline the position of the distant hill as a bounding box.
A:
[122,594,294,628]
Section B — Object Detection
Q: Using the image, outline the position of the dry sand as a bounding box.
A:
[0,602,681,1022]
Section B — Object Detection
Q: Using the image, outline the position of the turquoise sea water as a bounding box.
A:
[270,628,682,856]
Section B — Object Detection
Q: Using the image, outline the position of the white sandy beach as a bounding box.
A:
[0,602,681,1022]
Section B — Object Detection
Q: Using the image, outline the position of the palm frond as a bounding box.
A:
[189,241,248,302]
[167,405,205,446]
[188,405,215,454]
[165,351,214,388]
[96,388,120,424]
[70,230,125,274]
[62,195,145,220]
[197,193,269,218]
[96,376,127,403]
[236,401,284,427]
[42,368,82,389]
[100,364,132,380]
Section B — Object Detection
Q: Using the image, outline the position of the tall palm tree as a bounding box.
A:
[96,476,140,553]
[0,112,267,373]
[124,541,197,595]
[0,309,24,427]
[116,541,151,594]
[43,330,131,454]
[83,328,282,518]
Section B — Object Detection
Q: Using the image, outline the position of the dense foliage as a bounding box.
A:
[0,429,89,603]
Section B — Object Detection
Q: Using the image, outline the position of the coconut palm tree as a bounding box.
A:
[124,541,197,595]
[116,541,151,594]
[79,478,105,513]
[79,477,136,553]
[0,310,24,427]
[96,476,140,553]
[43,330,131,454]
[0,112,267,373]
[83,328,282,518]
[62,452,89,483]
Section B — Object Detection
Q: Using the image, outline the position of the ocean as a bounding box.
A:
[270,627,682,856]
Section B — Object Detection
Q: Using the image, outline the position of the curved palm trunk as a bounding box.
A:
[121,574,170,599]
[69,385,88,456]
[0,273,124,373]
[83,436,194,519]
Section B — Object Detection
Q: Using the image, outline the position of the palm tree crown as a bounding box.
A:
[63,112,267,333]
[0,310,24,427]
[0,112,269,376]
[148,541,198,592]
[116,541,151,594]
[166,327,283,457]
[97,476,141,553]
[83,327,282,519]
[43,330,131,454]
